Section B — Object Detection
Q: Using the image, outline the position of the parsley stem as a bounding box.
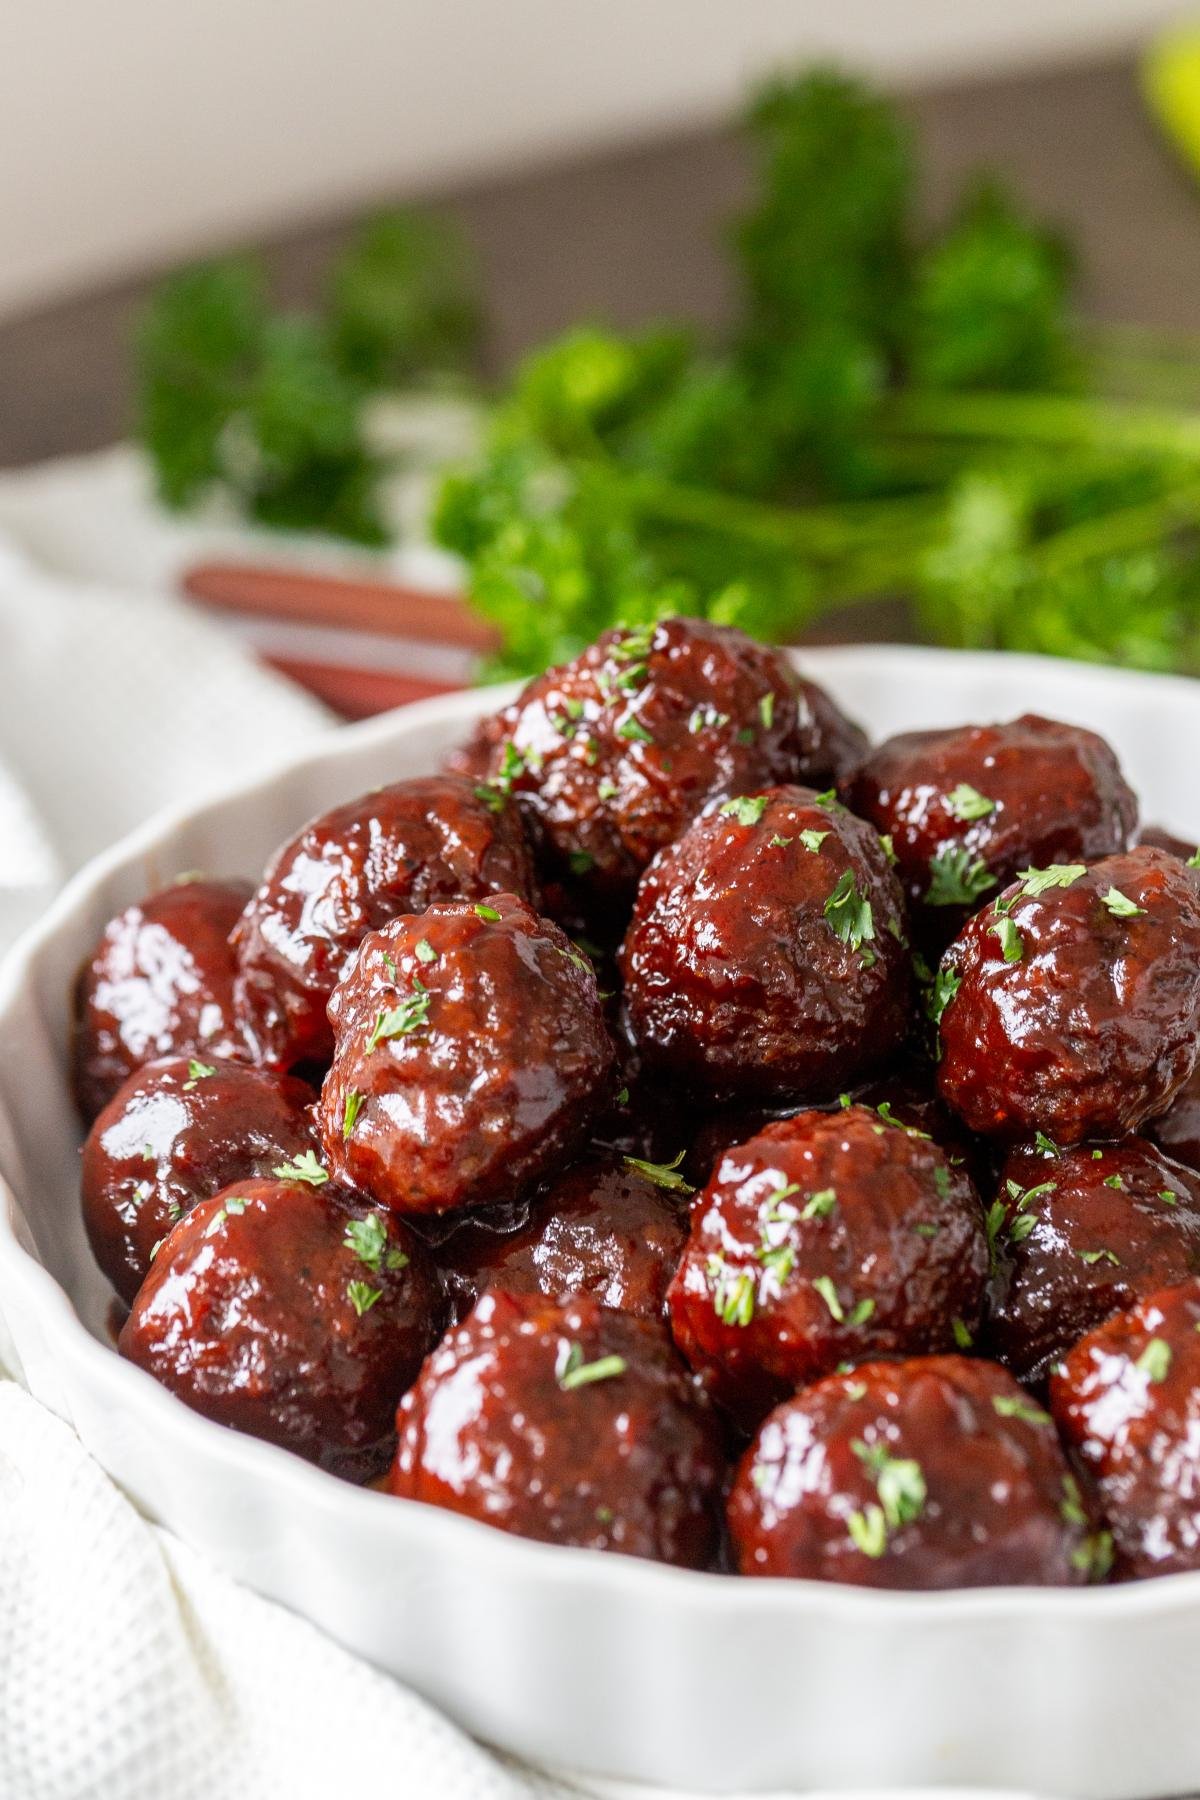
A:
[885,389,1200,461]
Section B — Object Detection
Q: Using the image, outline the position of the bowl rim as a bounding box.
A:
[5,639,1200,1624]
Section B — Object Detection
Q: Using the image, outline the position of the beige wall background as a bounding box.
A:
[0,0,1188,322]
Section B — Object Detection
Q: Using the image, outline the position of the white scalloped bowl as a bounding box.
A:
[3,646,1200,1798]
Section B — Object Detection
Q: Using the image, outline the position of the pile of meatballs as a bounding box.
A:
[72,616,1200,1589]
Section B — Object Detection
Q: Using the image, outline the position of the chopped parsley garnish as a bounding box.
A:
[597,777,619,800]
[926,844,996,907]
[925,963,961,1028]
[1034,1130,1060,1157]
[707,1256,756,1327]
[769,833,793,848]
[799,828,829,853]
[474,903,502,922]
[878,832,897,865]
[415,938,437,964]
[801,1187,837,1220]
[1005,1177,1055,1213]
[944,782,996,822]
[1188,847,1200,870]
[342,1089,365,1139]
[557,1344,628,1391]
[846,1438,926,1556]
[624,1150,693,1194]
[988,915,1024,962]
[1103,1173,1125,1190]
[273,1150,329,1186]
[812,1274,844,1320]
[1073,1531,1115,1582]
[347,1279,383,1316]
[1017,863,1086,897]
[1136,1337,1172,1382]
[365,978,431,1052]
[183,1059,217,1090]
[823,869,876,959]
[616,714,654,745]
[844,1380,868,1401]
[992,1394,1051,1426]
[759,693,776,729]
[343,1211,407,1273]
[1160,1188,1179,1206]
[474,783,507,815]
[952,1317,973,1349]
[847,1505,888,1558]
[568,850,594,875]
[1060,1473,1088,1528]
[1079,1247,1121,1267]
[688,704,730,735]
[1102,885,1144,919]
[720,795,768,827]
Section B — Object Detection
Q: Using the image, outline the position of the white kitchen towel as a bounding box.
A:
[0,1380,578,1800]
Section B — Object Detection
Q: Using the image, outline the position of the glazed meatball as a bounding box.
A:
[439,1152,689,1320]
[1051,1278,1200,1578]
[1137,823,1199,863]
[620,787,910,1103]
[81,1054,318,1305]
[73,876,251,1121]
[232,774,537,1070]
[391,1290,723,1566]
[119,1176,442,1478]
[844,716,1136,945]
[459,616,867,914]
[666,1107,988,1423]
[986,1138,1200,1385]
[318,895,616,1216]
[937,848,1200,1143]
[1149,1064,1200,1172]
[728,1356,1100,1588]
[683,1059,975,1188]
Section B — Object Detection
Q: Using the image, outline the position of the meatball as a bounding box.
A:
[728,1356,1100,1588]
[318,895,616,1216]
[986,1138,1200,1385]
[683,1059,975,1188]
[119,1175,442,1477]
[937,848,1200,1143]
[232,774,537,1070]
[73,876,251,1121]
[1137,823,1199,863]
[1149,1063,1200,1173]
[666,1106,988,1423]
[460,616,867,914]
[844,716,1136,945]
[620,787,910,1103]
[391,1290,723,1566]
[439,1152,689,1320]
[81,1054,318,1305]
[1050,1278,1200,1578]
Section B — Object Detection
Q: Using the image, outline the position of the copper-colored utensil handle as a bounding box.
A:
[182,561,497,652]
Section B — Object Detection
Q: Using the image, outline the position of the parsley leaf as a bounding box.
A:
[824,869,876,957]
[623,1150,694,1194]
[926,844,996,907]
[719,795,768,826]
[1102,885,1145,918]
[366,979,431,1052]
[273,1151,329,1186]
[944,781,996,821]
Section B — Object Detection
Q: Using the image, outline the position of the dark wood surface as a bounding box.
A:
[3,51,1200,470]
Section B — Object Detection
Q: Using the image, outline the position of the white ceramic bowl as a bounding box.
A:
[4,645,1200,1798]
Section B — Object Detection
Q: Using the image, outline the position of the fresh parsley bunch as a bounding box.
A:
[436,70,1200,678]
[137,210,481,544]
